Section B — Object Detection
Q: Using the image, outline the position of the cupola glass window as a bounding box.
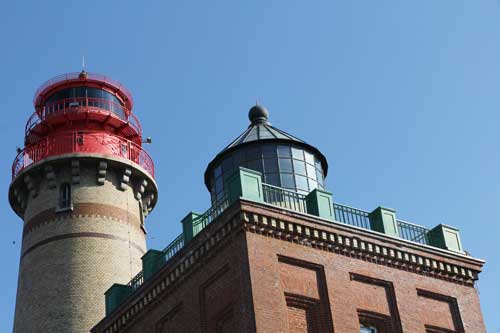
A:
[44,86,126,119]
[210,143,325,202]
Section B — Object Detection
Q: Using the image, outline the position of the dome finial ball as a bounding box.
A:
[248,104,269,124]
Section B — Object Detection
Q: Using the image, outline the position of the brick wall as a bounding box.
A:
[92,200,485,333]
[13,157,155,333]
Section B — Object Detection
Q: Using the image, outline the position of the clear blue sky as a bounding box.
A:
[0,0,498,331]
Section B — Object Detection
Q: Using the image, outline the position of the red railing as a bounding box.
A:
[25,97,142,139]
[34,72,134,108]
[12,131,154,179]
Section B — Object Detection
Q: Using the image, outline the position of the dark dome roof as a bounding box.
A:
[204,104,329,190]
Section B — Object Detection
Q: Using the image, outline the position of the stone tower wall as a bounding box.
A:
[12,156,157,333]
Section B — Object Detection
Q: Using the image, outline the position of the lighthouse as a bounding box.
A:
[8,71,158,333]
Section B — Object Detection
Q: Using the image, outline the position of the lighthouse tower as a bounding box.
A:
[8,71,158,333]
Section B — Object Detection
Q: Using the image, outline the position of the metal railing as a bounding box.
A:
[34,72,134,107]
[162,233,185,263]
[333,203,371,229]
[127,270,144,292]
[262,183,308,213]
[192,195,230,231]
[12,131,154,179]
[25,98,142,140]
[397,220,430,245]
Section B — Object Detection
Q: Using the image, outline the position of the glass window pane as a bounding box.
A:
[215,177,223,193]
[316,168,323,182]
[306,164,316,180]
[305,151,315,165]
[281,173,295,189]
[245,146,261,161]
[265,173,280,186]
[315,159,322,170]
[87,87,101,99]
[262,144,276,158]
[246,160,263,173]
[214,165,222,178]
[232,151,243,165]
[295,175,308,191]
[292,147,304,160]
[278,158,293,173]
[293,160,306,175]
[222,157,233,173]
[263,158,279,173]
[277,145,291,158]
[308,179,318,190]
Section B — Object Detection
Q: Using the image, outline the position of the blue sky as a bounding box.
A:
[0,0,498,331]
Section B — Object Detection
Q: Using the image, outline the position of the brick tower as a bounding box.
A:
[92,105,485,333]
[8,71,158,333]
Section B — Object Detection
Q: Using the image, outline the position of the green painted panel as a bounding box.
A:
[105,284,132,315]
[369,207,399,237]
[306,189,334,220]
[226,167,263,204]
[142,249,164,280]
[429,224,463,253]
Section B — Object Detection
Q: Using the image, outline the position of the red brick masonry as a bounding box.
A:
[92,199,485,333]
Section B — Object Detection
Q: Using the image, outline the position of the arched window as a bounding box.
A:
[59,183,72,209]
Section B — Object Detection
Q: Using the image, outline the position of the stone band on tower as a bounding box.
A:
[8,71,158,333]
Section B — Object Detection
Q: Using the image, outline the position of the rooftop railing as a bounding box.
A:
[12,131,154,179]
[162,234,184,263]
[397,219,430,245]
[333,203,371,229]
[262,183,308,214]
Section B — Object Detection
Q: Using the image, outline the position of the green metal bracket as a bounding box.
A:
[225,167,263,204]
[181,212,201,244]
[428,224,463,253]
[104,283,132,315]
[369,206,399,237]
[305,189,334,220]
[142,249,164,280]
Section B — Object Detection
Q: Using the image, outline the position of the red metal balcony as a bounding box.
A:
[25,97,142,144]
[12,131,154,179]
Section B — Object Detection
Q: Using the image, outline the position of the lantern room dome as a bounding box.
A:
[204,104,329,203]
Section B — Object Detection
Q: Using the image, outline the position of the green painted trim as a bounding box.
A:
[104,283,132,315]
[369,206,399,237]
[142,249,164,280]
[428,224,463,253]
[225,167,263,204]
[181,212,201,243]
[305,189,334,220]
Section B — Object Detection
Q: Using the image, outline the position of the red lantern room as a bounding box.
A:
[12,71,154,180]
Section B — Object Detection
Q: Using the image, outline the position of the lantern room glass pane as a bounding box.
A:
[293,160,306,176]
[291,147,304,160]
[262,145,276,158]
[278,158,293,173]
[245,146,261,161]
[306,164,316,180]
[222,157,233,173]
[265,173,280,186]
[281,173,295,189]
[277,145,291,158]
[305,151,315,165]
[263,158,279,173]
[295,175,308,191]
